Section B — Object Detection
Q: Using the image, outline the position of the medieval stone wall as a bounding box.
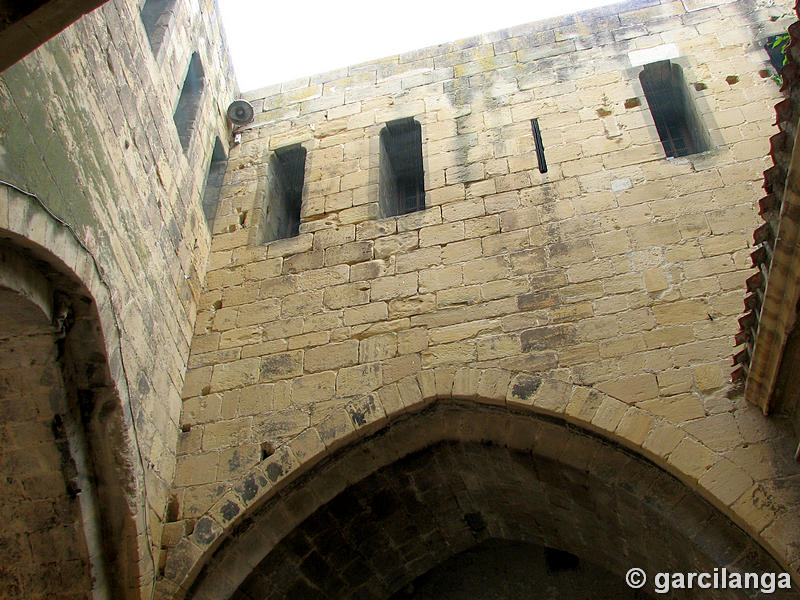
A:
[163,0,800,597]
[2,0,800,597]
[0,0,236,594]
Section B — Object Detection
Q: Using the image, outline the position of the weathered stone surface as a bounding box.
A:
[8,0,800,597]
[259,351,303,381]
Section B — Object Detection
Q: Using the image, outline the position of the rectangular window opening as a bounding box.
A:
[173,52,204,153]
[201,138,227,229]
[141,0,177,56]
[261,144,306,243]
[379,117,425,217]
[639,60,709,158]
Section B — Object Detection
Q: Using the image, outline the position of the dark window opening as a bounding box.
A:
[764,34,788,73]
[201,138,227,229]
[639,60,709,158]
[140,0,176,56]
[379,117,425,217]
[531,118,547,173]
[261,145,306,243]
[173,52,204,153]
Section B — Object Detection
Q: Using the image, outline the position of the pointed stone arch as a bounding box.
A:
[158,366,800,599]
[0,184,144,598]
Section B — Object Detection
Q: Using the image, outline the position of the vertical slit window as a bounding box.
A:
[262,145,306,243]
[379,117,425,217]
[140,0,176,56]
[173,52,204,153]
[201,138,227,229]
[531,119,547,173]
[639,60,709,158]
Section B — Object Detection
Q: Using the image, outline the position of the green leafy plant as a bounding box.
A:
[773,33,791,61]
[770,33,790,85]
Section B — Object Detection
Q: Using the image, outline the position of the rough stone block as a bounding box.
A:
[259,351,304,381]
[371,273,418,300]
[210,358,262,392]
[304,341,359,372]
[291,372,336,405]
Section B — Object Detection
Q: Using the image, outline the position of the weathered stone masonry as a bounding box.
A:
[1,0,800,598]
[0,0,234,597]
[163,0,800,598]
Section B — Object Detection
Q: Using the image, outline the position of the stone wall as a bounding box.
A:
[164,0,800,596]
[0,241,93,599]
[0,0,236,594]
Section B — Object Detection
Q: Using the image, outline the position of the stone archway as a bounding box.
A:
[0,187,143,598]
[0,243,95,598]
[159,367,800,599]
[184,400,798,600]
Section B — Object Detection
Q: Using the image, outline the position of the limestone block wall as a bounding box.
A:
[0,0,236,589]
[166,0,800,594]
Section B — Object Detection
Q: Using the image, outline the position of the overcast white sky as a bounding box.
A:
[217,0,618,92]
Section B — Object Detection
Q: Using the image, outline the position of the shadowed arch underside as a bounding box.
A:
[0,246,93,598]
[0,188,143,598]
[189,402,798,600]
